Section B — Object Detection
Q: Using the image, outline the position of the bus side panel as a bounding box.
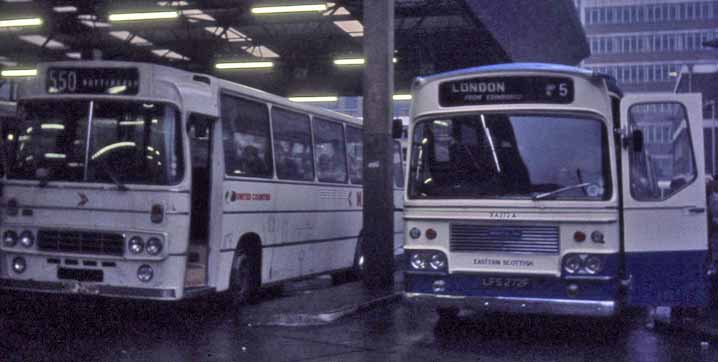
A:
[625,250,709,306]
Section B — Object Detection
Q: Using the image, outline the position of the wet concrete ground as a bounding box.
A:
[1,279,717,362]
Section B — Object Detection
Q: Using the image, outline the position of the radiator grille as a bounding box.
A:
[450,224,559,254]
[37,229,125,256]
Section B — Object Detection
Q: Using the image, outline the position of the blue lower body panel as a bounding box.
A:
[625,250,710,307]
[406,273,620,300]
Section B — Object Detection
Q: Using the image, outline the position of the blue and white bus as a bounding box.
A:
[403,63,710,318]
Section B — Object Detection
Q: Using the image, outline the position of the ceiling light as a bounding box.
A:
[157,1,189,5]
[1,69,37,77]
[334,57,397,66]
[288,96,338,103]
[334,58,364,65]
[215,62,274,69]
[393,94,412,101]
[53,6,78,13]
[109,11,178,22]
[0,18,43,28]
[66,52,81,59]
[251,4,327,14]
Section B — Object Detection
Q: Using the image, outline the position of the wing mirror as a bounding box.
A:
[621,128,644,153]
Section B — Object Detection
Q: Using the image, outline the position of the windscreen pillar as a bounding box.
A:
[362,0,395,289]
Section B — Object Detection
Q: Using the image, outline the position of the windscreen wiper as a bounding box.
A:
[98,161,129,192]
[532,182,592,201]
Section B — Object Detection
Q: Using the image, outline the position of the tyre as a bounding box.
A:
[227,248,259,305]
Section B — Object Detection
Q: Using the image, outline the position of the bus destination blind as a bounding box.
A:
[439,76,574,107]
[46,68,139,95]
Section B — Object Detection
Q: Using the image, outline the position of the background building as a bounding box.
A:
[576,0,718,92]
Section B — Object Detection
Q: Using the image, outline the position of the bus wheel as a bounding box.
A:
[228,248,258,304]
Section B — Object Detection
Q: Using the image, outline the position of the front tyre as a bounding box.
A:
[228,249,259,304]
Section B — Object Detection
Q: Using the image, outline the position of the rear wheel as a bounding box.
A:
[228,248,259,304]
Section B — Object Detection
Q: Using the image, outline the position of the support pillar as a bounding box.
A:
[362,0,395,289]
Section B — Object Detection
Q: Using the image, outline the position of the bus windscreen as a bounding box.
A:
[409,113,611,200]
[7,100,183,186]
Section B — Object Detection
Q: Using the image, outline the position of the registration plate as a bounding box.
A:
[480,277,530,289]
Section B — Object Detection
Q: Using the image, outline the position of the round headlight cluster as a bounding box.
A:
[129,236,144,254]
[3,230,34,248]
[409,251,448,271]
[19,231,34,248]
[563,254,605,275]
[146,238,163,255]
[137,264,154,282]
[129,236,164,256]
[12,257,26,274]
[3,231,18,247]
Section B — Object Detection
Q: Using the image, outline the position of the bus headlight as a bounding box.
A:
[3,231,18,247]
[19,231,34,248]
[563,254,583,274]
[146,238,163,256]
[12,257,26,274]
[409,228,421,239]
[429,253,446,270]
[584,255,604,274]
[410,253,427,270]
[129,237,144,254]
[137,265,153,282]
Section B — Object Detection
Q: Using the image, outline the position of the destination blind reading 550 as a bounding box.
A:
[46,68,139,95]
[438,76,574,107]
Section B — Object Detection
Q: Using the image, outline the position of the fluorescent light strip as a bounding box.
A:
[288,96,338,103]
[0,18,43,27]
[334,57,397,66]
[251,4,327,14]
[216,62,274,69]
[109,11,178,22]
[53,6,78,13]
[1,69,37,77]
[393,94,412,101]
[41,124,65,130]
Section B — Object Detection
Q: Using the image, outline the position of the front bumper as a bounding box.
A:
[405,292,617,317]
[0,278,178,300]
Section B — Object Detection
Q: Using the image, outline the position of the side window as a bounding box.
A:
[314,118,347,183]
[272,108,314,181]
[629,102,695,201]
[220,95,273,178]
[394,141,404,188]
[346,126,363,184]
[188,113,211,169]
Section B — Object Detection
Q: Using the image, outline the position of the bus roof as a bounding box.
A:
[21,61,359,126]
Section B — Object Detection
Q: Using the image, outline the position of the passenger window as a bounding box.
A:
[221,95,273,178]
[314,118,347,183]
[346,126,363,184]
[272,108,314,181]
[394,141,404,188]
[629,102,695,201]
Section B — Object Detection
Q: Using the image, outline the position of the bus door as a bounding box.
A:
[620,93,709,307]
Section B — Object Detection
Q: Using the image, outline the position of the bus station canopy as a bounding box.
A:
[0,0,588,97]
